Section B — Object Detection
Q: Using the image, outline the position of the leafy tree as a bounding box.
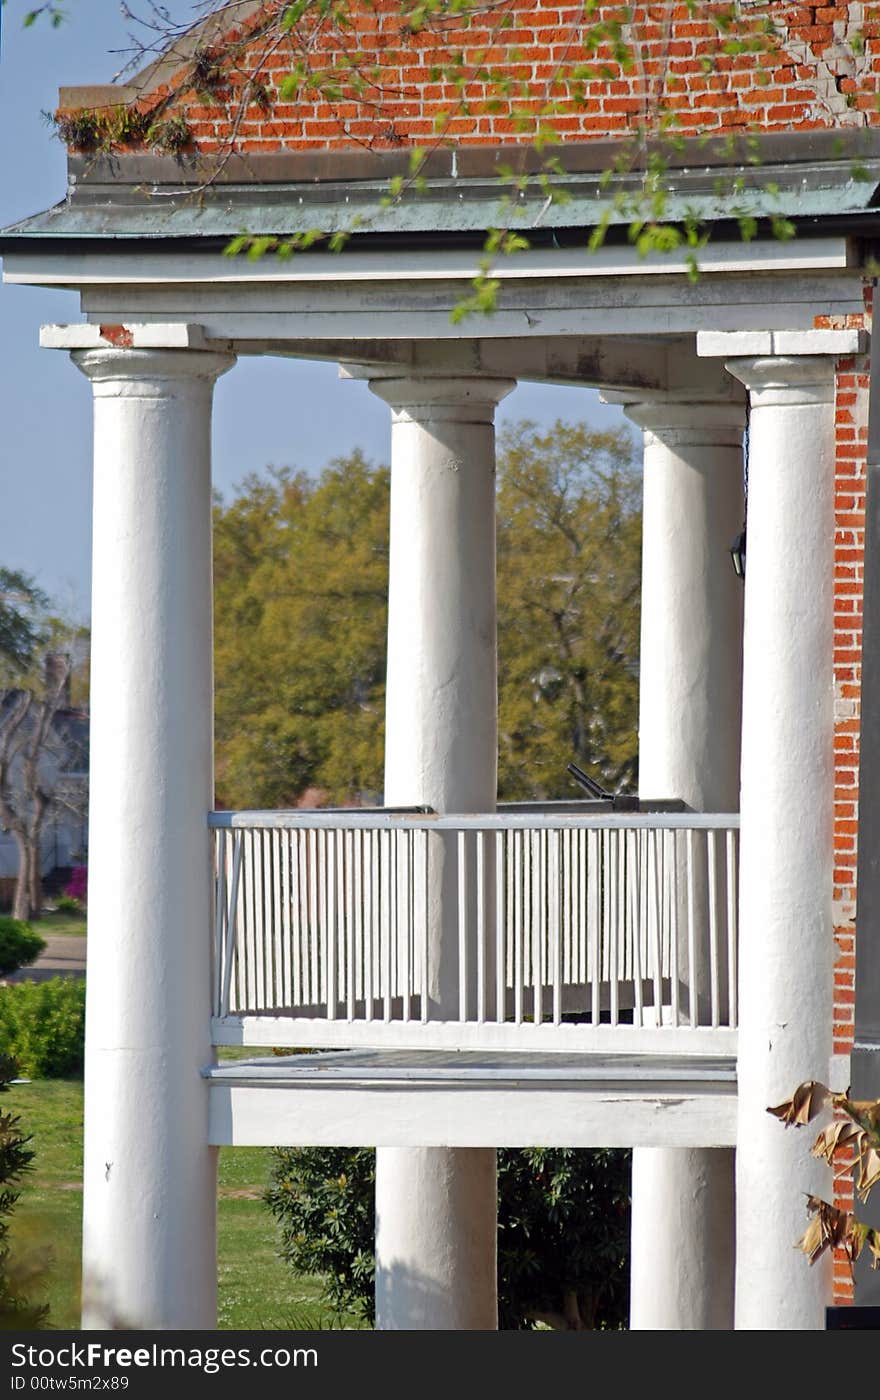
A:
[496,420,640,798]
[0,606,89,922]
[0,1054,49,1329]
[0,571,48,674]
[213,420,640,809]
[266,1144,630,1329]
[213,453,389,809]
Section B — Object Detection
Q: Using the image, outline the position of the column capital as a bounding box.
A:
[621,398,746,448]
[70,346,235,397]
[723,355,837,407]
[365,374,515,424]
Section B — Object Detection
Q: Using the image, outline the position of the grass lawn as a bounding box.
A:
[29,910,87,940]
[4,1078,365,1330]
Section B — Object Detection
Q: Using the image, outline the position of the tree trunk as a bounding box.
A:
[27,840,43,922]
[11,830,42,922]
[11,831,30,920]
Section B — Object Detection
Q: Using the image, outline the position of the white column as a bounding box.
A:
[625,400,745,1330]
[369,374,514,1330]
[725,356,835,1330]
[73,345,234,1329]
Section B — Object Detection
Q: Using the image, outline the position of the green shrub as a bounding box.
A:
[0,1053,49,1328]
[54,896,83,916]
[266,1146,631,1330]
[0,979,85,1079]
[0,919,46,977]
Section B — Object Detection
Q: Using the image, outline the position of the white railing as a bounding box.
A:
[209,809,739,1054]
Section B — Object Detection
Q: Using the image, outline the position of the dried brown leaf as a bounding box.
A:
[768,1082,832,1127]
[797,1196,854,1266]
[856,1145,880,1201]
[811,1119,863,1164]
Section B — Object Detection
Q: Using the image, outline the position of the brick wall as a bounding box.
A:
[122,1,880,154]
[825,293,870,1305]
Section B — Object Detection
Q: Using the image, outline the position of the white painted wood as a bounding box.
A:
[625,393,745,1332]
[726,354,836,1331]
[212,1014,737,1057]
[371,373,513,1331]
[19,239,850,294]
[726,830,738,1029]
[40,321,227,349]
[708,829,720,1029]
[209,808,740,830]
[73,343,233,1330]
[698,328,864,358]
[207,1080,738,1150]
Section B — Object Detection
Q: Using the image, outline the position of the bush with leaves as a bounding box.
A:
[0,1054,49,1329]
[63,866,87,906]
[0,918,45,977]
[266,1145,630,1329]
[0,977,85,1079]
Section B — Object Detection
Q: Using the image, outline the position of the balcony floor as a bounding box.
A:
[205,1049,737,1149]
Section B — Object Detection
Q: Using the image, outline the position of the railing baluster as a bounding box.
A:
[325,830,337,1020]
[270,829,280,1009]
[608,830,618,1026]
[213,829,225,1018]
[708,828,720,1029]
[345,828,355,1021]
[243,829,256,1010]
[381,831,391,1023]
[686,828,697,1028]
[220,831,242,1017]
[631,830,643,1029]
[651,830,664,1029]
[532,830,543,1026]
[590,829,600,1024]
[670,829,680,1028]
[496,831,505,1027]
[308,828,319,1007]
[550,828,561,1025]
[289,831,300,1009]
[278,829,290,1010]
[390,831,399,1005]
[458,831,468,1023]
[727,828,738,1027]
[514,829,523,1025]
[401,831,411,1023]
[260,830,270,1009]
[363,830,373,1020]
[297,830,308,1008]
[421,829,430,1024]
[476,831,486,1024]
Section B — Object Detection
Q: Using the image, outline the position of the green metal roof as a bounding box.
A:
[3,131,880,250]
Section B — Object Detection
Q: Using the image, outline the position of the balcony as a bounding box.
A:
[209,806,739,1060]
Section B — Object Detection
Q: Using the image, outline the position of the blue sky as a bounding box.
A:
[0,1,625,617]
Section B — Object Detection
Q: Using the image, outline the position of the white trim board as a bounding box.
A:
[2,237,852,288]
